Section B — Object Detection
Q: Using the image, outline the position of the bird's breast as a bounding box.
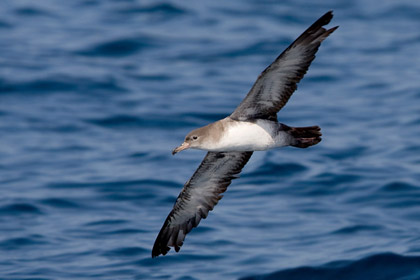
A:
[204,120,280,152]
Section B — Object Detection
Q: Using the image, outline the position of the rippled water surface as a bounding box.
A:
[1,0,420,279]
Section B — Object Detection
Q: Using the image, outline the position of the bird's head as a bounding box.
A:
[172,127,207,155]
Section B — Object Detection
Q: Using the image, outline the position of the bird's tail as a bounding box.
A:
[281,124,322,148]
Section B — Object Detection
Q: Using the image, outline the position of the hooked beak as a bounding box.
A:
[172,142,190,155]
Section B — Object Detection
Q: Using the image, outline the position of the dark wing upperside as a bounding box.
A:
[152,151,253,258]
[230,11,338,121]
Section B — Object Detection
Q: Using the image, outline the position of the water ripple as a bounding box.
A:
[0,76,125,94]
[77,37,155,57]
[240,253,420,280]
[0,203,43,216]
[1,1,420,279]
[116,3,187,15]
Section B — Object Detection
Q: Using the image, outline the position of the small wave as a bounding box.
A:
[0,76,125,94]
[0,20,12,28]
[244,163,307,179]
[105,229,146,235]
[103,246,148,257]
[116,3,187,15]
[0,235,47,250]
[322,146,367,160]
[378,4,420,21]
[373,181,420,209]
[306,74,339,83]
[87,115,142,127]
[86,114,196,129]
[0,203,43,216]
[47,179,179,189]
[76,37,156,57]
[84,219,128,227]
[40,198,79,209]
[240,253,420,280]
[331,224,383,235]
[129,152,149,158]
[313,172,361,186]
[14,6,52,17]
[130,74,173,82]
[82,219,146,236]
[380,182,419,193]
[220,38,291,59]
[0,77,76,94]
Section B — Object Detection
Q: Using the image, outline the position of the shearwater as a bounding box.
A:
[152,11,338,258]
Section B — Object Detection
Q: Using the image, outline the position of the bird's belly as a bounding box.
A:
[207,121,277,152]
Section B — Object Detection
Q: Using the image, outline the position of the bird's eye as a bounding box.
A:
[192,136,198,140]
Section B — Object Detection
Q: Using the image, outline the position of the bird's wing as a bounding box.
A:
[230,11,338,121]
[152,151,253,257]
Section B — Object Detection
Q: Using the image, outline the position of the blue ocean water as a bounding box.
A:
[1,0,420,279]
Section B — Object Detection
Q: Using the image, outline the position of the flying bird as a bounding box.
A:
[152,11,338,258]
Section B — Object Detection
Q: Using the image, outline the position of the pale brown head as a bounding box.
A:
[172,120,226,155]
[172,128,207,155]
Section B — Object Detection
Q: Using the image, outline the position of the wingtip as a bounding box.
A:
[298,10,336,42]
[151,247,160,258]
[152,231,171,258]
[317,10,334,26]
[151,245,169,258]
[325,25,339,36]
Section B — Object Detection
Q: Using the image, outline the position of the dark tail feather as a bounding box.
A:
[281,124,322,148]
[292,136,322,148]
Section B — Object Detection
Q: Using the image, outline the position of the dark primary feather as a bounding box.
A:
[230,11,338,121]
[152,151,253,258]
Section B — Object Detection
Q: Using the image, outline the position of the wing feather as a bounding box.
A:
[230,11,338,121]
[152,151,253,257]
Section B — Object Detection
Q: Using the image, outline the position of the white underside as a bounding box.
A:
[203,119,291,152]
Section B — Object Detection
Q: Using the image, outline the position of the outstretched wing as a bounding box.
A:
[230,11,338,121]
[152,151,253,257]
